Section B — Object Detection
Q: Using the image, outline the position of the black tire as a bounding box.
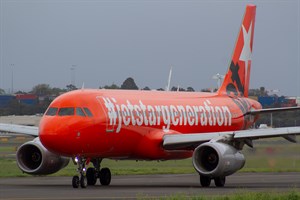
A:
[80,175,87,188]
[86,168,97,185]
[214,177,226,187]
[100,168,111,186]
[200,175,211,187]
[72,176,79,188]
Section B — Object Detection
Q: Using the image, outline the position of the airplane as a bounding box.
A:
[0,4,300,189]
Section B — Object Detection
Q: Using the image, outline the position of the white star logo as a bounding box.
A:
[240,22,252,62]
[239,22,252,80]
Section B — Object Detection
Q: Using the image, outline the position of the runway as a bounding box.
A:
[1,173,299,199]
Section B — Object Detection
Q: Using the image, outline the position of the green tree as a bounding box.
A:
[260,87,268,96]
[142,86,151,90]
[201,88,212,92]
[0,88,5,94]
[31,84,52,96]
[101,83,120,89]
[249,87,269,97]
[15,91,27,94]
[66,84,77,91]
[170,86,187,92]
[171,86,177,91]
[249,88,260,96]
[121,77,138,90]
[51,87,66,96]
[186,87,195,92]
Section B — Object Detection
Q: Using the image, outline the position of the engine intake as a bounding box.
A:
[192,142,245,178]
[16,138,69,175]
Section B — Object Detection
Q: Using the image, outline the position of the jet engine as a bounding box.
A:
[16,138,69,175]
[192,142,245,178]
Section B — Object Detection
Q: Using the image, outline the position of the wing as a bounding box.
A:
[0,123,39,137]
[163,126,300,150]
[246,106,300,115]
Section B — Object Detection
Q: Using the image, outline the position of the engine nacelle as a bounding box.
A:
[192,142,245,178]
[16,138,69,175]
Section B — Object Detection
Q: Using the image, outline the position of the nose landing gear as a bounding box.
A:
[72,157,111,188]
[72,157,87,188]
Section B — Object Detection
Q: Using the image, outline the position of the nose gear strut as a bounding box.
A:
[72,157,87,188]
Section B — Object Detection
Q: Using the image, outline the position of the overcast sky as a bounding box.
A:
[0,0,299,96]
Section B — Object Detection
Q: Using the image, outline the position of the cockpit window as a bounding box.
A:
[83,107,93,117]
[45,107,58,116]
[58,107,75,116]
[76,107,86,117]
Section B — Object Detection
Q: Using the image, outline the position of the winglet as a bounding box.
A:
[218,5,256,97]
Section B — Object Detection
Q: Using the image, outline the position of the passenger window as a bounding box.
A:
[76,107,86,117]
[58,107,75,116]
[83,107,93,117]
[45,107,58,116]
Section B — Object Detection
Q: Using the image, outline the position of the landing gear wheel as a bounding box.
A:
[100,168,111,186]
[72,176,79,188]
[80,175,87,188]
[200,175,211,187]
[87,168,97,185]
[214,177,226,187]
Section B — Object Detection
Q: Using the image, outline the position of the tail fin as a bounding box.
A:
[218,5,256,97]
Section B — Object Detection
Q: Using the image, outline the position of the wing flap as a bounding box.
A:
[233,127,300,140]
[163,132,231,150]
[163,127,300,150]
[0,123,39,137]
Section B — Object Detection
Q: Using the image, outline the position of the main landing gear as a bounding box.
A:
[200,175,226,187]
[86,158,111,186]
[72,157,111,188]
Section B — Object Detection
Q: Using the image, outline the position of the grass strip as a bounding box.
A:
[137,190,300,200]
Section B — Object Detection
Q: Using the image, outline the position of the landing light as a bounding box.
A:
[74,157,79,163]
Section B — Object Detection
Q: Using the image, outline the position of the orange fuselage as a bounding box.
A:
[39,89,261,160]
